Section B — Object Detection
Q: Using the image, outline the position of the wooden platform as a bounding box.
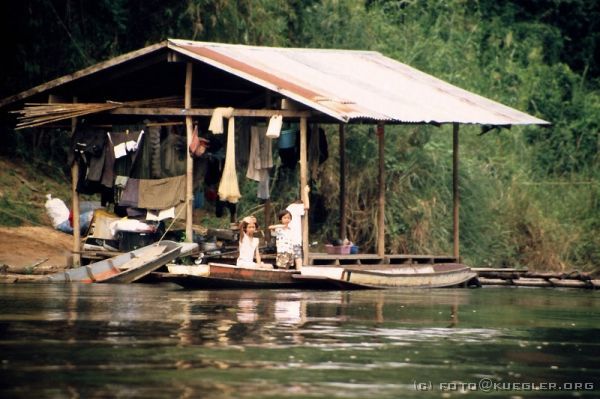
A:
[474,268,599,289]
[307,253,457,266]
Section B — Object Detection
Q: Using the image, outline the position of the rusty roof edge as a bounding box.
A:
[0,41,168,109]
[168,40,348,122]
[168,38,381,56]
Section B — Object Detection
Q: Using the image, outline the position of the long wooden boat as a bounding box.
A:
[294,263,478,289]
[48,241,197,283]
[161,262,301,289]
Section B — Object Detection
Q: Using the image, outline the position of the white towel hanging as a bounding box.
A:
[266,114,282,138]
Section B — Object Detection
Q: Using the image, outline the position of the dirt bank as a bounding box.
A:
[0,226,72,269]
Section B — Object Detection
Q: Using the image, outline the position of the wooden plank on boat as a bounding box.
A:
[590,280,600,289]
[118,245,166,270]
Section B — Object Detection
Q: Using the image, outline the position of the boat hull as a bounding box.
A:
[164,263,301,289]
[298,263,478,289]
[48,241,196,283]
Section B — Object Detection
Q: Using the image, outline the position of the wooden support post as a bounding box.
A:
[300,117,309,266]
[264,90,272,242]
[339,123,347,240]
[452,122,460,260]
[377,122,385,257]
[184,62,194,242]
[70,97,80,267]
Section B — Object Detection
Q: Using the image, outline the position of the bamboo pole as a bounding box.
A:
[453,123,460,260]
[377,122,385,257]
[300,117,309,266]
[70,96,80,267]
[339,123,347,239]
[185,63,194,242]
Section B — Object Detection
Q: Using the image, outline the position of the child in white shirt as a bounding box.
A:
[269,210,299,269]
[237,216,262,267]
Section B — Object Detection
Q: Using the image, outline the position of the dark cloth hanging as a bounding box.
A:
[70,127,107,195]
[236,118,251,171]
[309,127,329,165]
[149,125,162,178]
[204,154,223,186]
[278,146,298,169]
[215,199,237,222]
[111,127,143,178]
[160,126,186,178]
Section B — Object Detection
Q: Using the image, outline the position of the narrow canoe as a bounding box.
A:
[295,263,478,289]
[48,241,197,283]
[162,262,301,289]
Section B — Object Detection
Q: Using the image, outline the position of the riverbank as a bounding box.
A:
[0,226,71,269]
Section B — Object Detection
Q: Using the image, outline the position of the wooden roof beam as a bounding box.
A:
[109,107,314,118]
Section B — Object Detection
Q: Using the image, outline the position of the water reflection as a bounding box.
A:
[0,284,598,398]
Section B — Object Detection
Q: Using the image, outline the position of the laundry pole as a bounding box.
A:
[184,62,194,242]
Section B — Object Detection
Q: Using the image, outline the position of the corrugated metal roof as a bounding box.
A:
[1,39,549,126]
[169,39,549,125]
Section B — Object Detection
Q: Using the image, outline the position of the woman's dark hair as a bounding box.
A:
[278,210,292,221]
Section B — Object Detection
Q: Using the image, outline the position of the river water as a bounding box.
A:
[0,284,598,398]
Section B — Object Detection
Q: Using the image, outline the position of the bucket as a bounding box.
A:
[278,129,297,149]
[118,231,158,251]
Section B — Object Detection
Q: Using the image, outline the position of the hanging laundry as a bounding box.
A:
[109,127,144,178]
[70,127,107,196]
[146,207,176,221]
[118,178,140,208]
[149,126,162,178]
[208,107,234,134]
[138,175,186,210]
[217,109,241,203]
[189,124,210,158]
[266,114,283,138]
[114,130,144,158]
[246,125,273,199]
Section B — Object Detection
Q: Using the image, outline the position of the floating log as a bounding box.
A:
[549,278,589,288]
[472,268,528,280]
[513,278,553,287]
[524,271,567,279]
[563,271,592,281]
[477,277,513,286]
[0,260,61,275]
[477,271,521,280]
[0,273,47,283]
[472,267,528,273]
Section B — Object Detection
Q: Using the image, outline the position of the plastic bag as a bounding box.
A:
[45,194,69,228]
